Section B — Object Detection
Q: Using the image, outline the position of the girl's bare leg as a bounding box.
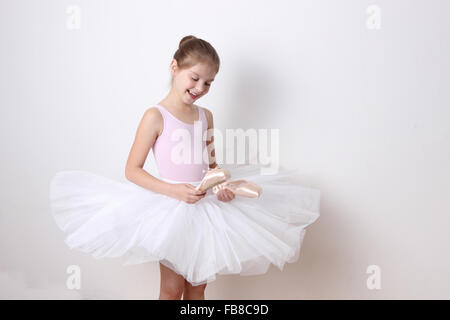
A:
[159,262,185,300]
[183,279,207,300]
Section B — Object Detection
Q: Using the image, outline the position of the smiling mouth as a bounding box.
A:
[187,90,200,99]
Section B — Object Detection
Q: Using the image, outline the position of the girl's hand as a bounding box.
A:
[170,183,206,204]
[216,188,235,202]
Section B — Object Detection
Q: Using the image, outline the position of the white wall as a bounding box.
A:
[1,0,449,299]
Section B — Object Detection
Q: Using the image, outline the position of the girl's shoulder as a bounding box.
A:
[196,104,211,116]
[197,105,214,128]
[144,105,164,120]
[141,106,163,136]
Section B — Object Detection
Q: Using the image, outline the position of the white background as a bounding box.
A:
[0,0,449,299]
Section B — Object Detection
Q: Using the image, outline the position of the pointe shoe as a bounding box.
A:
[212,179,263,198]
[195,167,231,193]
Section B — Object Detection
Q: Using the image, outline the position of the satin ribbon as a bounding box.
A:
[212,178,262,198]
[195,166,231,192]
[195,166,263,198]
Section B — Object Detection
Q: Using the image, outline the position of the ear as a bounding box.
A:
[170,59,178,75]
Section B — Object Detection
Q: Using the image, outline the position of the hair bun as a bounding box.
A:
[173,35,220,74]
[179,35,197,48]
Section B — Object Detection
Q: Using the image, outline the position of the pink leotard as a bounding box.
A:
[151,104,209,182]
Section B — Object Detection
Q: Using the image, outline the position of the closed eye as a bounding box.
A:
[192,77,211,86]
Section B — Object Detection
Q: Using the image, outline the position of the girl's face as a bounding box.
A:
[171,59,217,105]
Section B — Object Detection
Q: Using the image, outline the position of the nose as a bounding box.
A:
[196,83,208,93]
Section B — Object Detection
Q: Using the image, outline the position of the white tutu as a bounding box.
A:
[49,163,321,286]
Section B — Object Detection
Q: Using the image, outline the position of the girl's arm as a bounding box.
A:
[204,107,235,202]
[125,108,174,197]
[204,107,219,170]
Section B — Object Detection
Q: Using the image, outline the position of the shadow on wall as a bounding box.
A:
[224,58,285,129]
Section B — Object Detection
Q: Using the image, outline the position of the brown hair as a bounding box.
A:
[172,35,220,74]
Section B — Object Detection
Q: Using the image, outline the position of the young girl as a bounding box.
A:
[49,35,321,300]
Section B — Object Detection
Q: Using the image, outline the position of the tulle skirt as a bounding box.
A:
[49,163,321,286]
